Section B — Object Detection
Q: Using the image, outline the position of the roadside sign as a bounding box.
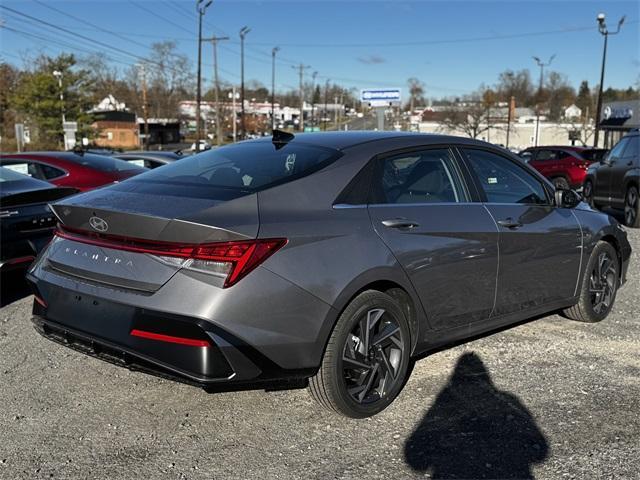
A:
[361,88,401,107]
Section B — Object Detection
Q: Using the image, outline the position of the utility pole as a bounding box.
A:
[271,46,280,131]
[333,94,338,129]
[138,64,150,151]
[532,54,555,147]
[323,78,329,131]
[506,95,515,149]
[195,0,212,153]
[594,13,625,147]
[292,63,310,131]
[239,26,250,140]
[311,71,317,128]
[231,85,237,142]
[203,35,229,146]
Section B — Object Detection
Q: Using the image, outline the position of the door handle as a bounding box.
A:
[381,218,419,229]
[497,218,523,229]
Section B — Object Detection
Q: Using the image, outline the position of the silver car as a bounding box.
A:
[27,131,632,418]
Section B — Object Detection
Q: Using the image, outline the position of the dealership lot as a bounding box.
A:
[0,227,638,479]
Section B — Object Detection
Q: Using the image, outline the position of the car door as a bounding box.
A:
[368,146,498,330]
[459,147,582,317]
[596,138,628,207]
[610,135,639,208]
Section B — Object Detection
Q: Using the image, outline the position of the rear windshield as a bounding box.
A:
[63,153,145,172]
[115,141,341,199]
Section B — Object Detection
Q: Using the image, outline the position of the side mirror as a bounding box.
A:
[554,188,581,209]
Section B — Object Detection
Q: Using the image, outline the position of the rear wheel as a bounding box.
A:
[552,176,570,190]
[624,185,640,228]
[563,241,619,322]
[308,290,411,418]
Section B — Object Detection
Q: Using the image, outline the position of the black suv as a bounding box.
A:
[583,130,640,227]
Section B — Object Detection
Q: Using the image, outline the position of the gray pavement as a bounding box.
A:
[0,228,638,480]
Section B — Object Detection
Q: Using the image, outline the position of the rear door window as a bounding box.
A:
[373,148,467,204]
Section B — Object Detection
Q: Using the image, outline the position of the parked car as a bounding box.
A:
[114,151,186,169]
[0,167,77,272]
[583,130,640,227]
[518,146,594,190]
[27,132,631,418]
[0,151,146,191]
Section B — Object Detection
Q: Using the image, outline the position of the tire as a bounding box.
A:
[623,185,640,228]
[308,290,411,418]
[552,176,570,190]
[563,241,619,323]
[583,180,595,208]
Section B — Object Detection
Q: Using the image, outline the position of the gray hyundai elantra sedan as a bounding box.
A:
[27,131,631,418]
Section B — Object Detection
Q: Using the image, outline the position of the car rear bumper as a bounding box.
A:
[26,258,334,387]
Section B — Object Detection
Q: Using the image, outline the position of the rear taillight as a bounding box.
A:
[54,227,286,288]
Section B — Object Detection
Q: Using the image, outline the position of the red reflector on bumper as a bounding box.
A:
[130,329,210,347]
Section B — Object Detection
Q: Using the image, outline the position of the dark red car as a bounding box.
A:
[0,152,146,191]
[518,146,596,190]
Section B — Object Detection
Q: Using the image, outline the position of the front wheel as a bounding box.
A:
[563,241,619,322]
[624,185,640,228]
[308,290,411,418]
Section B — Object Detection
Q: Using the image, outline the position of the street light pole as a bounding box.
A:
[195,0,212,153]
[310,71,318,128]
[594,13,625,148]
[53,70,66,148]
[239,26,250,140]
[271,46,280,132]
[532,54,555,147]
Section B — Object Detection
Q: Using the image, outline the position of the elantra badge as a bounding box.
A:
[89,216,109,232]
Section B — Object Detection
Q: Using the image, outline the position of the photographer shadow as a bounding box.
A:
[404,352,549,479]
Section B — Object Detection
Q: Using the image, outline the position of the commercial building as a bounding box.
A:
[598,99,639,147]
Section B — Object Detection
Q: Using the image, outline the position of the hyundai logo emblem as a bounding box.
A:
[89,216,109,232]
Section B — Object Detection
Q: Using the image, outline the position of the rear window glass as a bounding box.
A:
[117,141,341,199]
[62,153,145,173]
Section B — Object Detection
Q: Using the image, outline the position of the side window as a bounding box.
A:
[39,164,66,180]
[374,148,467,204]
[2,162,31,176]
[607,138,628,162]
[535,149,558,161]
[461,148,550,205]
[621,136,638,161]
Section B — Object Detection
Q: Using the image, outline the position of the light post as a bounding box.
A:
[271,46,280,131]
[53,70,67,148]
[594,12,625,147]
[195,0,212,153]
[239,26,250,140]
[532,54,555,146]
[52,70,65,125]
[311,71,317,128]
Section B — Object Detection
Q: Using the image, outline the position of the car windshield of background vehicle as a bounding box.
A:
[462,149,549,205]
[375,148,467,204]
[606,139,629,163]
[117,141,342,199]
[621,136,639,162]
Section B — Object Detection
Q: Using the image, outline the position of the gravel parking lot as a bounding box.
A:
[1,226,638,480]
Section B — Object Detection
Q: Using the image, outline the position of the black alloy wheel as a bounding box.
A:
[624,186,639,228]
[309,290,411,418]
[341,307,405,405]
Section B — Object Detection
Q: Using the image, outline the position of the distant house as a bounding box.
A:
[563,104,582,120]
